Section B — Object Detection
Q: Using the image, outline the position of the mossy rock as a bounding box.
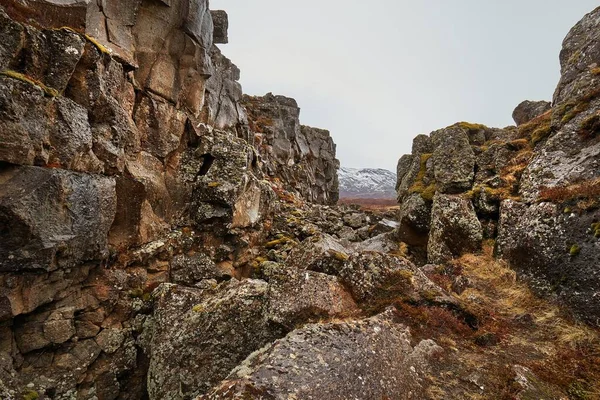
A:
[0,70,59,97]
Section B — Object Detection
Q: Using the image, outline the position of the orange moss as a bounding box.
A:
[538,178,600,206]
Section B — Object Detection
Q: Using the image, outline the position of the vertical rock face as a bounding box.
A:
[0,2,340,398]
[242,93,340,205]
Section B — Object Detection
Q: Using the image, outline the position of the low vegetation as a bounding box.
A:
[408,153,436,201]
[538,178,600,210]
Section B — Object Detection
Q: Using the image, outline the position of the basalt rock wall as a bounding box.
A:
[0,1,339,397]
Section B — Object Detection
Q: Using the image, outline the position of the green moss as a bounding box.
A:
[568,50,582,65]
[23,390,39,400]
[578,113,600,140]
[192,304,205,313]
[569,244,581,257]
[128,288,144,298]
[408,153,436,201]
[264,237,292,248]
[328,250,349,262]
[568,380,592,400]
[517,111,553,145]
[421,290,440,302]
[0,70,59,97]
[591,222,600,238]
[531,123,553,146]
[398,270,414,280]
[555,87,600,125]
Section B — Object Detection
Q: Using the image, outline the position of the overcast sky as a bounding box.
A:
[211,1,598,171]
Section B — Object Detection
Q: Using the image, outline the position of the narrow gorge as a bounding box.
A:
[0,1,599,399]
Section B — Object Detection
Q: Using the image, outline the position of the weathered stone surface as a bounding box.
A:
[190,129,275,228]
[133,0,213,112]
[338,252,452,306]
[284,233,349,275]
[512,100,551,126]
[0,166,116,272]
[203,46,246,130]
[553,6,600,105]
[265,263,357,330]
[428,194,482,264]
[211,10,228,44]
[202,309,442,400]
[134,94,187,159]
[243,94,340,205]
[0,6,24,71]
[497,200,600,326]
[147,282,285,398]
[43,308,75,344]
[397,193,431,245]
[431,126,476,193]
[0,77,103,172]
[170,252,232,285]
[2,0,90,31]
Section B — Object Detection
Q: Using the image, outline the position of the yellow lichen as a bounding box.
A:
[0,70,59,97]
[59,26,112,55]
[328,250,349,262]
[192,304,205,313]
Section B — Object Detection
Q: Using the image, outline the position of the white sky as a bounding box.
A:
[211,1,599,171]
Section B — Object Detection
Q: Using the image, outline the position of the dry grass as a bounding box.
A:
[454,245,600,398]
[517,110,553,145]
[538,178,600,209]
[337,198,398,208]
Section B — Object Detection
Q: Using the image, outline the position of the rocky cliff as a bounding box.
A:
[396,6,600,326]
[0,1,599,399]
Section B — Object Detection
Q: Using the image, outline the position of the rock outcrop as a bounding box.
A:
[1,1,600,399]
[0,2,341,398]
[242,93,340,205]
[395,6,600,326]
[202,309,443,400]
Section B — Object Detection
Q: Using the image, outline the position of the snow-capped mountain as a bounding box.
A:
[338,167,397,199]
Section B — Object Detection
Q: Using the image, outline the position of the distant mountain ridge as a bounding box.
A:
[338,167,397,199]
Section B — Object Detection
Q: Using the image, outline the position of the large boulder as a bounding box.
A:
[427,194,482,264]
[147,281,285,399]
[497,200,600,326]
[431,126,476,194]
[553,6,600,105]
[202,46,247,131]
[0,166,116,272]
[338,252,455,307]
[202,309,443,400]
[512,100,551,126]
[264,263,358,330]
[284,233,350,275]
